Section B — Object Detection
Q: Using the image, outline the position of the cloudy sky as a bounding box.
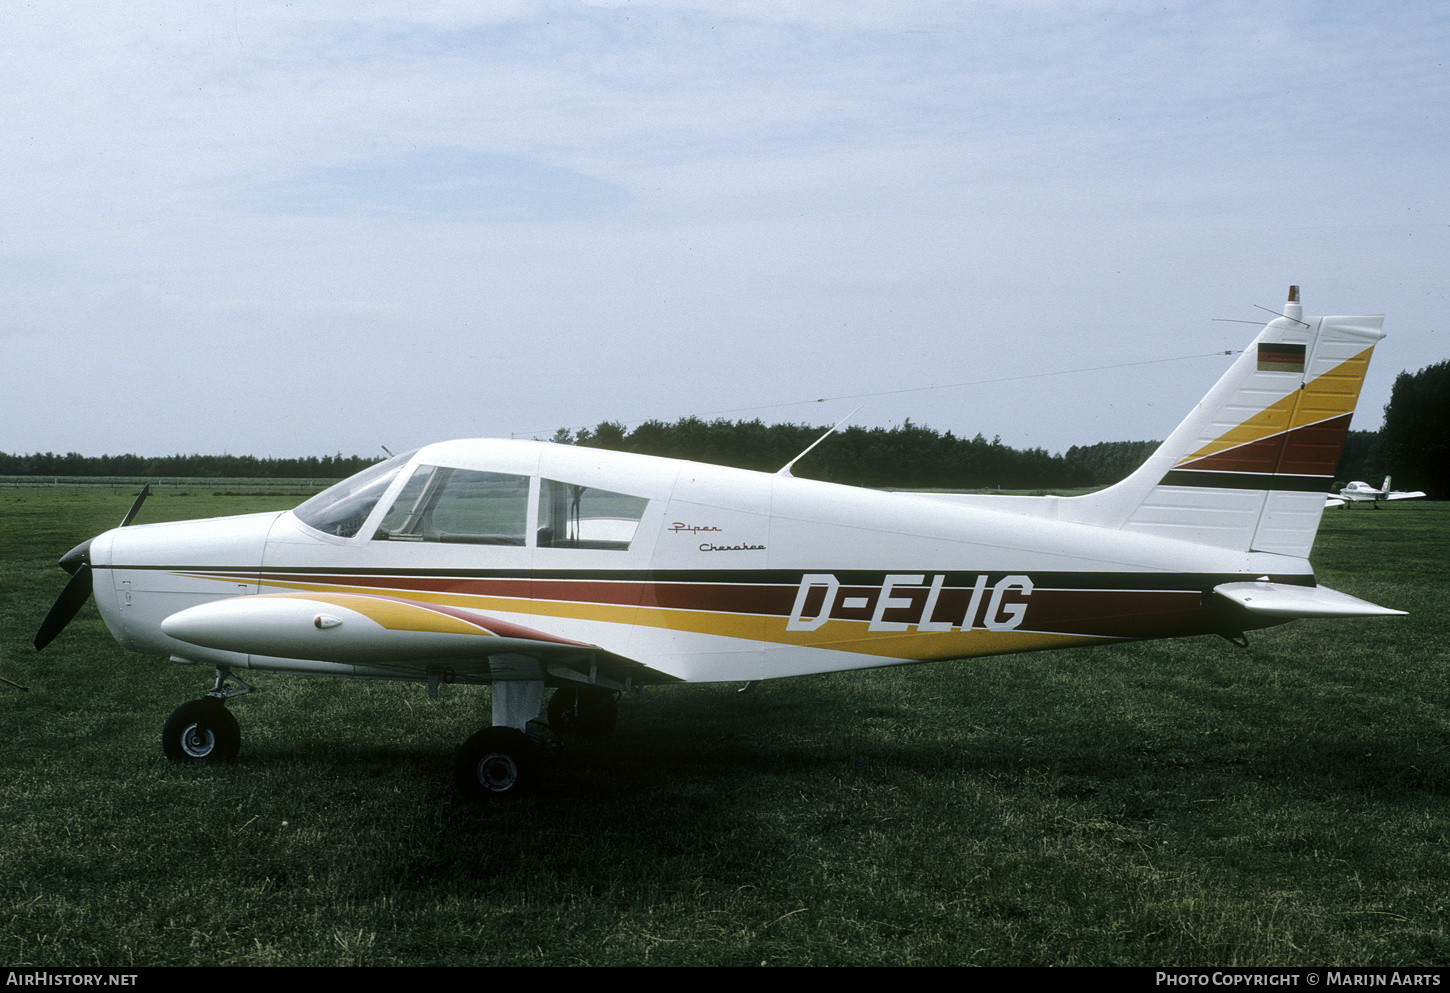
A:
[3,1,1446,461]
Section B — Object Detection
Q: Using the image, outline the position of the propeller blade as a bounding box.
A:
[34,562,94,651]
[34,483,146,651]
[119,484,151,528]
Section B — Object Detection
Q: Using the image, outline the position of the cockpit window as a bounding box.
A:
[374,465,530,545]
[293,451,416,538]
[537,478,648,550]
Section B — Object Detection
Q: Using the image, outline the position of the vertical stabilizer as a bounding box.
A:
[1072,287,1384,557]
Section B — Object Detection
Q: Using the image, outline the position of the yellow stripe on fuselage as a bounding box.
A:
[258,592,495,636]
[189,574,1100,661]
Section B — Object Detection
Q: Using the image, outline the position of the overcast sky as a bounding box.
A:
[3,2,1446,461]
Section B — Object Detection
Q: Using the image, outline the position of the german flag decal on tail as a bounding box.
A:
[1257,342,1305,373]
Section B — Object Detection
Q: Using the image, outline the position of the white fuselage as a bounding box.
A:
[87,440,1307,685]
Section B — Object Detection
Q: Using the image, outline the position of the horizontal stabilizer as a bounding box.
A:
[1214,581,1404,618]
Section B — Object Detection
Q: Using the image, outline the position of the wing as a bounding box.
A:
[160,592,680,689]
[1385,490,1427,501]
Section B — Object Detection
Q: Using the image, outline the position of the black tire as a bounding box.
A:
[547,687,618,737]
[162,699,240,764]
[455,726,539,799]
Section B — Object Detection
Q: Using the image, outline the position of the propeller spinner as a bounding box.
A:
[33,485,150,651]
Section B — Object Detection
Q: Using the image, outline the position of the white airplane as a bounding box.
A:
[1325,477,1427,509]
[35,286,1405,799]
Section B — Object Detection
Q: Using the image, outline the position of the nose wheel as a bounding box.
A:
[161,698,240,763]
[161,668,251,764]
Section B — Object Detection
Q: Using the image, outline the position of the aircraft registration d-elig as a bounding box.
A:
[35,287,1404,798]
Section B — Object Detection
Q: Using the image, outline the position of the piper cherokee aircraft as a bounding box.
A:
[35,286,1405,799]
[1325,477,1427,509]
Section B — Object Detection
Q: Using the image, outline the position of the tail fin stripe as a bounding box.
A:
[1158,470,1334,492]
[1171,411,1352,477]
[1275,412,1354,476]
[1173,346,1373,466]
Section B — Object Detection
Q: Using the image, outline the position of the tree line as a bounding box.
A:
[1354,359,1449,498]
[0,451,380,480]
[558,418,1137,490]
[544,362,1448,496]
[2,426,1130,491]
[5,358,1443,494]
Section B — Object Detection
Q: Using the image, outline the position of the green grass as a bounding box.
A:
[1,487,1448,966]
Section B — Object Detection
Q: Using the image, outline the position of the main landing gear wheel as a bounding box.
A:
[455,727,540,799]
[162,699,240,764]
[547,687,619,737]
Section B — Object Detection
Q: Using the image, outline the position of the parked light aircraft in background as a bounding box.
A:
[1325,477,1427,509]
[35,287,1405,798]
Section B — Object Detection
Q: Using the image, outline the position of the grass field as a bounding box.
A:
[1,486,1447,966]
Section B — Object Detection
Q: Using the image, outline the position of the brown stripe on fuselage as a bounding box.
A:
[193,569,1290,658]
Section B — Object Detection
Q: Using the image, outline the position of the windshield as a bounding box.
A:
[293,450,417,538]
